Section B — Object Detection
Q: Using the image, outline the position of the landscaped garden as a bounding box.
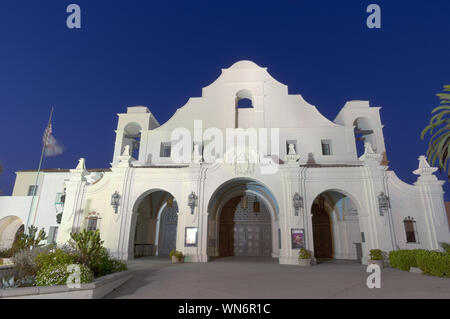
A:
[0,226,127,289]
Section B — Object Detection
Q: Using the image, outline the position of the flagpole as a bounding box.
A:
[25,107,54,233]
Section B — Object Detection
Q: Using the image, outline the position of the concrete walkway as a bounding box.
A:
[105,257,450,299]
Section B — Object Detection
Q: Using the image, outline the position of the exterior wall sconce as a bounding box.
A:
[253,197,260,214]
[111,191,120,214]
[292,192,303,216]
[166,196,173,208]
[188,191,198,215]
[378,192,390,216]
[241,195,248,209]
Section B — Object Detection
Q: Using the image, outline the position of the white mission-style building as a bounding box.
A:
[1,60,449,265]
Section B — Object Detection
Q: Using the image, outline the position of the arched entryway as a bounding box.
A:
[208,178,279,259]
[311,190,363,262]
[132,190,178,258]
[0,216,24,250]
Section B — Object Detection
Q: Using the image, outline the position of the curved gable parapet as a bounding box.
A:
[152,60,340,131]
[386,171,419,195]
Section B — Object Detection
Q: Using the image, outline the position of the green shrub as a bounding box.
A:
[416,250,450,277]
[175,251,184,259]
[369,249,383,260]
[12,226,46,252]
[70,229,104,266]
[298,248,311,259]
[88,248,127,278]
[35,248,78,270]
[12,246,50,277]
[0,248,14,258]
[35,263,93,287]
[169,249,177,257]
[440,242,450,254]
[389,249,424,271]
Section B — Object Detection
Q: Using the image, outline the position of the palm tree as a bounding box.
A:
[421,85,450,177]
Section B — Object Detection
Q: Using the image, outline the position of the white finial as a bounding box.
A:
[76,158,86,170]
[364,142,375,154]
[359,142,382,166]
[288,143,296,155]
[122,145,131,156]
[413,155,438,176]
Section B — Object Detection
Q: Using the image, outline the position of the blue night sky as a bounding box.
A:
[0,1,449,199]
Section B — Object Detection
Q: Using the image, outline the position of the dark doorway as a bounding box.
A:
[218,196,272,257]
[312,202,333,259]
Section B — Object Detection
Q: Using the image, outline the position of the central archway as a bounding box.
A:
[207,178,279,259]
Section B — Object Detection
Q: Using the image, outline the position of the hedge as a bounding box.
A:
[389,249,450,277]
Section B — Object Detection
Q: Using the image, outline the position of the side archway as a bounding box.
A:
[309,189,363,262]
[0,216,24,250]
[130,189,178,258]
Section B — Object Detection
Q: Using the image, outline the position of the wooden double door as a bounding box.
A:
[219,196,272,257]
[312,203,333,259]
[220,224,269,257]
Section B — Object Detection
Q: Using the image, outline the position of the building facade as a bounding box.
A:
[1,60,449,265]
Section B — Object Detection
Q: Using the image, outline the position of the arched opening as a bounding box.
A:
[311,190,362,263]
[353,117,375,157]
[123,122,142,160]
[236,98,253,109]
[132,190,178,258]
[235,89,255,128]
[208,178,279,260]
[0,216,24,250]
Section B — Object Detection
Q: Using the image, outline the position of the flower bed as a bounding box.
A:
[0,227,127,289]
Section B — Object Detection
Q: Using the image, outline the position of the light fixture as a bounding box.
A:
[188,192,197,215]
[253,197,260,214]
[292,192,303,216]
[378,192,390,216]
[166,196,173,208]
[318,196,325,210]
[241,195,248,209]
[111,191,120,214]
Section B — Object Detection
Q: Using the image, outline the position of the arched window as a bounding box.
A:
[403,217,418,243]
[237,98,253,108]
[235,89,254,108]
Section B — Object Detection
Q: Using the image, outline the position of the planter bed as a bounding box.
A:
[0,270,131,299]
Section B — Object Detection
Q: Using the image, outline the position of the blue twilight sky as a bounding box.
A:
[0,0,449,199]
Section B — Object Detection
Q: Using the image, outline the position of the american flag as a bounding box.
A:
[42,123,63,156]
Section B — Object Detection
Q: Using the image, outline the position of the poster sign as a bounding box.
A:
[185,227,198,247]
[291,228,305,249]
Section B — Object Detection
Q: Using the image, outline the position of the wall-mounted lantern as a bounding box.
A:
[111,191,120,214]
[188,191,198,215]
[293,192,303,216]
[378,192,390,216]
[166,196,173,208]
[241,195,248,209]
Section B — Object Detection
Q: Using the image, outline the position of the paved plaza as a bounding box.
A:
[105,257,450,299]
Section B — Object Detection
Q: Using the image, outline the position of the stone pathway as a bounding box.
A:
[105,257,450,299]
